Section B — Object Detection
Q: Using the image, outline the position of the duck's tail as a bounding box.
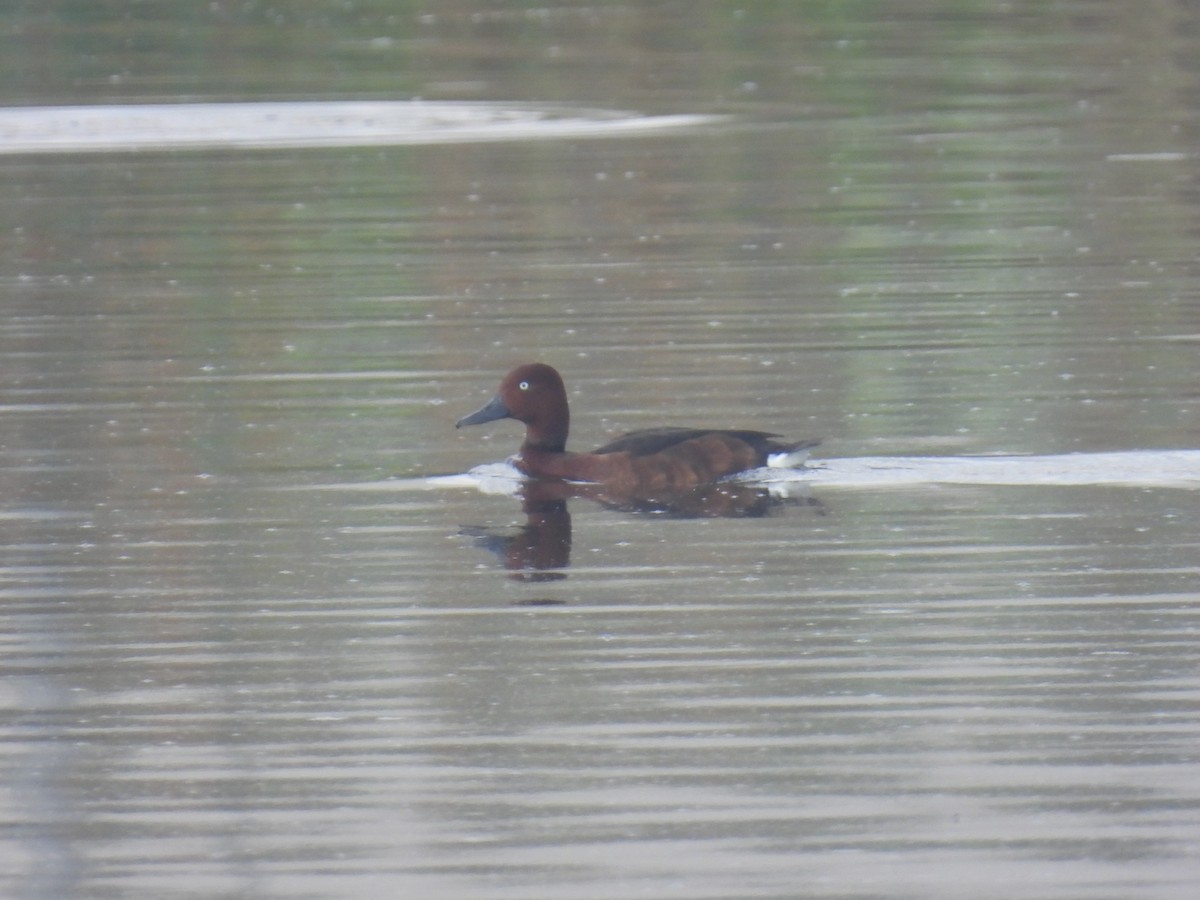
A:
[766,438,822,469]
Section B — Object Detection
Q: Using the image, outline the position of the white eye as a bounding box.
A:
[518,381,530,390]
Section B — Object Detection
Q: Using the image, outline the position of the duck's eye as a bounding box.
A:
[518,381,530,391]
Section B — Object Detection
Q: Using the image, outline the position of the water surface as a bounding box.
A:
[3,3,1200,899]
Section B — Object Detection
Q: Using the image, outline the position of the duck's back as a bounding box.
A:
[591,427,782,458]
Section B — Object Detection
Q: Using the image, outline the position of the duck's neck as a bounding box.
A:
[522,408,568,453]
[522,429,567,454]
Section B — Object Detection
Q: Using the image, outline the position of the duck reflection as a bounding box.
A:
[461,478,820,582]
[460,481,573,583]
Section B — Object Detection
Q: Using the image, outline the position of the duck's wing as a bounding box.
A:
[591,427,782,458]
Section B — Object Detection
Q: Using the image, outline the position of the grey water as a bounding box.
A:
[3,3,1200,899]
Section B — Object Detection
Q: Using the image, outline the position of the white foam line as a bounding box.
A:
[313,451,1200,493]
[775,450,1200,489]
[0,101,727,154]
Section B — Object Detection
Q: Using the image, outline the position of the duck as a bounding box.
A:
[456,363,818,494]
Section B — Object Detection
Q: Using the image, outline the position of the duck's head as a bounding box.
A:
[456,362,570,452]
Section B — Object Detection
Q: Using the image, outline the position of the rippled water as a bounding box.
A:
[4,3,1200,898]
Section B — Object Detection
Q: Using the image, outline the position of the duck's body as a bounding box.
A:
[456,363,818,492]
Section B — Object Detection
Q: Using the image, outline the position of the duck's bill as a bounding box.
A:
[456,394,512,428]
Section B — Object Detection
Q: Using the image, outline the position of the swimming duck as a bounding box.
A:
[456,363,818,493]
